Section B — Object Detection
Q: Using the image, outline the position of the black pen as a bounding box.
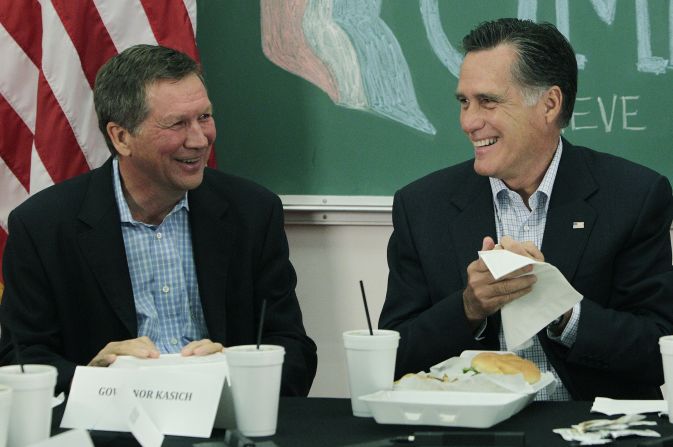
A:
[389,431,525,446]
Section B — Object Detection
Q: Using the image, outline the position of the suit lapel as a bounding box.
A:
[188,175,233,344]
[448,171,497,285]
[447,169,501,347]
[542,140,598,282]
[77,159,137,336]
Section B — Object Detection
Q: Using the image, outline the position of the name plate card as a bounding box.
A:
[61,365,226,438]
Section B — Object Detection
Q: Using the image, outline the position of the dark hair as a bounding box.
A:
[93,44,204,155]
[462,18,577,128]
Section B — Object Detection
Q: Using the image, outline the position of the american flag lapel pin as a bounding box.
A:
[573,221,585,229]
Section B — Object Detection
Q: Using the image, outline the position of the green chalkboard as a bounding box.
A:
[197,0,673,199]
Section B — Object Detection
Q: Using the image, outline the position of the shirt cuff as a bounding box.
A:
[473,318,488,341]
[547,302,581,347]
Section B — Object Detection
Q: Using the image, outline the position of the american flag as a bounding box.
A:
[0,0,216,298]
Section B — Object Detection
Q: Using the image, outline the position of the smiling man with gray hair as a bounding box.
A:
[0,44,317,396]
[380,18,673,400]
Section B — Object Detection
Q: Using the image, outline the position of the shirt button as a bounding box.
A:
[524,225,530,231]
[162,285,170,293]
[156,232,162,239]
[170,338,178,345]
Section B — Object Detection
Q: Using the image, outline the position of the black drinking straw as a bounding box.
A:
[359,280,373,335]
[256,299,267,350]
[11,332,25,373]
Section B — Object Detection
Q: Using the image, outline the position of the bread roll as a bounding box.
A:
[470,352,541,384]
[394,373,448,391]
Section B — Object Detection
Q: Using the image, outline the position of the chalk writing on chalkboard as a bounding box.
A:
[260,0,671,135]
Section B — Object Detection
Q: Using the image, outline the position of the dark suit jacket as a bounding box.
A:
[0,158,317,396]
[380,140,673,400]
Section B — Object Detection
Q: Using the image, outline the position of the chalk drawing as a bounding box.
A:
[597,95,618,133]
[635,0,668,74]
[303,0,367,109]
[260,0,339,102]
[570,95,647,132]
[670,0,673,68]
[511,0,668,74]
[262,0,435,135]
[555,0,587,69]
[589,0,617,24]
[518,0,536,21]
[330,0,435,134]
[419,0,463,78]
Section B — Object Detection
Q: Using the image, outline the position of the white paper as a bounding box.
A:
[554,414,660,445]
[111,352,227,374]
[478,250,583,350]
[52,392,65,408]
[590,397,668,416]
[26,429,93,447]
[61,365,225,438]
[127,400,164,447]
[111,353,235,429]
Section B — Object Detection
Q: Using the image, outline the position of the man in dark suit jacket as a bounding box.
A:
[380,19,673,400]
[0,45,317,396]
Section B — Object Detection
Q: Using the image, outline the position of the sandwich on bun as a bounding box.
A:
[470,352,541,384]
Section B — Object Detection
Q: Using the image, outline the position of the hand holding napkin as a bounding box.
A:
[478,249,583,351]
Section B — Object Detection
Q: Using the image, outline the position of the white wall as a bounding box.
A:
[286,222,392,398]
[287,215,673,398]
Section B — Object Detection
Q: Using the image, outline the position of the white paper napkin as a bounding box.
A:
[478,250,583,350]
[554,414,660,445]
[591,397,668,416]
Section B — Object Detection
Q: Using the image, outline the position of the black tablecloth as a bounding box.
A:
[53,397,673,446]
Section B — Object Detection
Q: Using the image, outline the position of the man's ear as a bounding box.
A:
[107,122,132,157]
[543,86,563,125]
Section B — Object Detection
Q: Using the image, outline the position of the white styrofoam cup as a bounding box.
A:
[343,329,399,417]
[0,365,57,447]
[660,336,673,422]
[225,345,285,437]
[0,384,12,447]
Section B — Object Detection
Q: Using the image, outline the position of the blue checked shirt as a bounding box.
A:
[112,158,208,353]
[489,139,580,401]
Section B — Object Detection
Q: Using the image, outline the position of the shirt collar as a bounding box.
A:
[489,137,563,212]
[112,157,189,225]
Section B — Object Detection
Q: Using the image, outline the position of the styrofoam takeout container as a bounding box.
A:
[359,390,529,428]
[359,350,556,428]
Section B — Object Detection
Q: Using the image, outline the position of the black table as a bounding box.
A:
[53,398,673,446]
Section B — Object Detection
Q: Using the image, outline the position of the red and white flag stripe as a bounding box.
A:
[0,0,212,295]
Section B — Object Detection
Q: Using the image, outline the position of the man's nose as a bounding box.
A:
[185,121,209,148]
[460,106,485,134]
